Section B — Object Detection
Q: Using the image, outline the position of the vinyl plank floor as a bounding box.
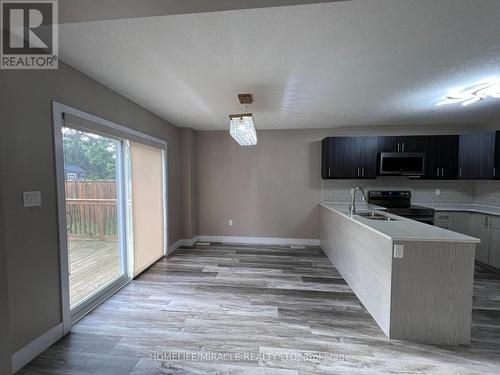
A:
[19,243,500,374]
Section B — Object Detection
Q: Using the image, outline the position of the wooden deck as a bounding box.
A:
[69,239,121,308]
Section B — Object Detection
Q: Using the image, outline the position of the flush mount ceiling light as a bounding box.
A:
[229,94,257,146]
[436,78,500,107]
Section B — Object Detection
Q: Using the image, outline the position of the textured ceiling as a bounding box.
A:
[59,0,500,130]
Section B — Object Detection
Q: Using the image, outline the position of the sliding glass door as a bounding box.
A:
[53,103,169,329]
[62,127,127,314]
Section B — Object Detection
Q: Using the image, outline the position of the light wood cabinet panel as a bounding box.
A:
[489,227,500,268]
[452,212,490,263]
[434,212,453,230]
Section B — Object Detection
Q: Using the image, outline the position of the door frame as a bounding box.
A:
[52,102,169,334]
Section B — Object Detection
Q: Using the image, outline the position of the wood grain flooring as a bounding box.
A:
[19,243,500,374]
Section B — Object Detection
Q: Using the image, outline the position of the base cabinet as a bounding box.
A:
[489,217,500,268]
[452,212,490,263]
[434,212,453,230]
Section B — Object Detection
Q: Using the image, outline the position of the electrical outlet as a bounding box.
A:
[394,244,404,258]
[23,191,42,207]
[435,189,441,196]
[228,219,233,226]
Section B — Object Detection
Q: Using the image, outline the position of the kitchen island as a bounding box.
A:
[320,202,480,345]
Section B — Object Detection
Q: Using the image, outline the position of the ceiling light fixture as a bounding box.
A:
[229,94,257,146]
[436,78,500,107]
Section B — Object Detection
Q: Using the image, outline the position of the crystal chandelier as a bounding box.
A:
[229,94,257,146]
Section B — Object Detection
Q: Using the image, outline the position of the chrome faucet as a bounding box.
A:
[350,186,367,215]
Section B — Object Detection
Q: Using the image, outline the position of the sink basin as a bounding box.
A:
[356,212,397,221]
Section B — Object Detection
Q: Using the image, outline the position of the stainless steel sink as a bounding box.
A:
[356,212,397,221]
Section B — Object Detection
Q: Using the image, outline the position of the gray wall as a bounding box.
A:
[0,161,12,375]
[0,62,182,353]
[180,128,198,239]
[195,124,500,241]
[196,130,323,239]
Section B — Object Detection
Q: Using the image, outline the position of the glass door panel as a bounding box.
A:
[62,127,125,310]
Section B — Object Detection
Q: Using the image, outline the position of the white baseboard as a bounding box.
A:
[168,236,319,254]
[168,237,198,255]
[12,323,64,373]
[196,235,320,246]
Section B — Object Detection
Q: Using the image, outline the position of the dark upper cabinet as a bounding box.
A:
[459,132,496,179]
[378,136,427,153]
[321,137,353,179]
[322,133,499,180]
[425,135,459,179]
[495,131,500,179]
[354,137,378,178]
[321,137,377,179]
[328,137,355,179]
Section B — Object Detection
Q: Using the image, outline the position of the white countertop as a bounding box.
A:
[321,202,480,243]
[416,203,500,217]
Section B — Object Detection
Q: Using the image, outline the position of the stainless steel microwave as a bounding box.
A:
[379,152,425,176]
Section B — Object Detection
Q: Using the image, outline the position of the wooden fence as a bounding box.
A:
[65,181,118,240]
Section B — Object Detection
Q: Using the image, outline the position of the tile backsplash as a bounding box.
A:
[475,180,500,207]
[322,177,500,207]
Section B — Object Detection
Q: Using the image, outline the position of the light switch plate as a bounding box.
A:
[394,244,404,258]
[23,191,42,207]
[228,219,233,226]
[435,189,441,196]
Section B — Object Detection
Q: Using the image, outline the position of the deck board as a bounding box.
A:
[69,239,121,308]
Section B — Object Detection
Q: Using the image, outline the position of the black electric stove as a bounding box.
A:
[367,191,435,225]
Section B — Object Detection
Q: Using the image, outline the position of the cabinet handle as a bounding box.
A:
[494,167,496,177]
[402,142,405,151]
[362,167,365,177]
[397,143,400,152]
[441,168,444,177]
[436,168,440,177]
[357,168,360,177]
[459,168,462,177]
[328,168,331,177]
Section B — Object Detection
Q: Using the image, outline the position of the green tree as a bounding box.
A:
[63,128,116,180]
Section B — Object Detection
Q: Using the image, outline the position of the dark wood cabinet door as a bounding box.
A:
[459,132,495,179]
[424,136,439,179]
[459,133,480,179]
[331,137,357,178]
[402,136,427,152]
[355,136,378,178]
[441,135,459,179]
[321,137,357,179]
[321,138,330,179]
[495,131,500,179]
[378,136,400,152]
[321,137,378,179]
[378,136,426,153]
[426,135,459,179]
[479,132,496,178]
